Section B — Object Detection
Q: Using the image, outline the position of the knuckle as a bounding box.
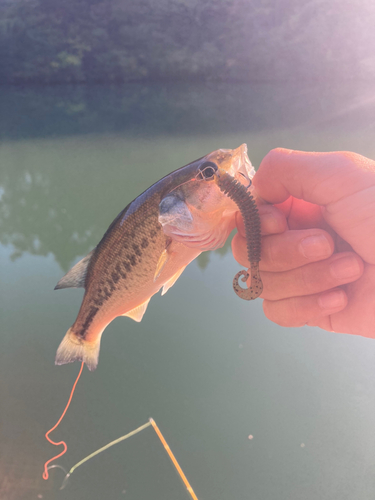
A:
[333,151,375,171]
[261,237,279,270]
[336,151,361,164]
[231,234,249,267]
[297,265,312,291]
[262,299,276,321]
[263,297,306,327]
[269,147,290,157]
[263,148,290,169]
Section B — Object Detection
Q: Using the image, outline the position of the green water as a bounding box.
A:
[1,82,375,500]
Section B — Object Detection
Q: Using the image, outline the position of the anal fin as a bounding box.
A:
[161,266,186,296]
[122,298,151,322]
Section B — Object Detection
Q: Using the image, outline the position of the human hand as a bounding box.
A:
[232,149,375,336]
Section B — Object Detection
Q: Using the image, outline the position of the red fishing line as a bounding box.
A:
[42,361,84,480]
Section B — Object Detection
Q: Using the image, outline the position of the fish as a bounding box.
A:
[54,144,260,371]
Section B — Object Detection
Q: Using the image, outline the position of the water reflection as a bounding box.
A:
[2,82,375,141]
[1,81,375,271]
[0,144,101,270]
[2,82,375,500]
[0,135,237,271]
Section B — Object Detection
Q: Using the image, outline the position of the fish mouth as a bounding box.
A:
[208,144,255,184]
[229,143,255,182]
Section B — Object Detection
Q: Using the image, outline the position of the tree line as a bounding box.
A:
[1,0,375,84]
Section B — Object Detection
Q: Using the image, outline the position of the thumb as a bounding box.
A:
[253,148,375,263]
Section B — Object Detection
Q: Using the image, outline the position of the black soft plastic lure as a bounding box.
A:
[215,171,263,300]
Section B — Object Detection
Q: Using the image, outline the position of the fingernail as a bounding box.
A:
[318,289,346,310]
[300,234,332,258]
[330,255,362,280]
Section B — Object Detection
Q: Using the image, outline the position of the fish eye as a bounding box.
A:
[197,162,218,180]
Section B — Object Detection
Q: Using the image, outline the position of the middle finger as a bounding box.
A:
[232,229,335,272]
[261,251,364,300]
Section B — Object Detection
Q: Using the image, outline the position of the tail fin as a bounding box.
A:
[55,328,101,372]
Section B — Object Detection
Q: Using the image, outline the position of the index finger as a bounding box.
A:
[236,204,287,238]
[253,148,375,206]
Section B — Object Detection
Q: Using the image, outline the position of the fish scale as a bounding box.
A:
[54,144,261,371]
[76,194,167,338]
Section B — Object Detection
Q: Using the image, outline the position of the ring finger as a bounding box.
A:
[263,288,348,328]
[260,251,364,300]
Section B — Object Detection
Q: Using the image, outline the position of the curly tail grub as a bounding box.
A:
[215,171,262,300]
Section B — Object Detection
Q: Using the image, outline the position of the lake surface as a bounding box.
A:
[1,82,375,500]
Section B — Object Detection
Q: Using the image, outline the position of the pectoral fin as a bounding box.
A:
[161,266,186,296]
[55,249,95,290]
[122,298,151,322]
[154,248,169,281]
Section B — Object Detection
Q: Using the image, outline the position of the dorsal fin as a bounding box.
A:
[55,250,95,290]
[122,298,151,322]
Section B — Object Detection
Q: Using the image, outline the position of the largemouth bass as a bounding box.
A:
[55,144,261,371]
